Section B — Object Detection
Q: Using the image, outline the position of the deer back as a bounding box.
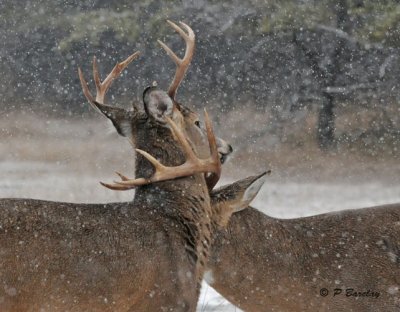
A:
[207,192,400,312]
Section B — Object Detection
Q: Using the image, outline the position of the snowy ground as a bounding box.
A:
[1,115,400,311]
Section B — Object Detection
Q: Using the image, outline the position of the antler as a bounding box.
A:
[158,20,195,100]
[78,51,140,109]
[100,109,221,191]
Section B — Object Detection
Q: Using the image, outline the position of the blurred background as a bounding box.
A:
[1,0,400,165]
[1,1,400,310]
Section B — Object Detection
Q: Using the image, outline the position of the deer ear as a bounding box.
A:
[210,172,268,228]
[143,86,174,123]
[211,171,269,213]
[92,101,135,138]
[238,172,268,212]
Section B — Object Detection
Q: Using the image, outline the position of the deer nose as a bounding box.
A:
[218,142,233,164]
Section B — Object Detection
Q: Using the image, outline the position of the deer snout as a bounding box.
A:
[217,138,233,164]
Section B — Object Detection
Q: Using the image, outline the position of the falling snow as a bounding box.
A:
[1,1,400,311]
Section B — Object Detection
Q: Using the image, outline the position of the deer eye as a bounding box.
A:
[194,121,201,128]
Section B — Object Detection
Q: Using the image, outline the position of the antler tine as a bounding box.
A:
[93,56,102,97]
[104,112,221,191]
[135,149,166,171]
[93,51,140,104]
[100,181,136,191]
[158,20,195,99]
[204,109,219,161]
[204,109,221,190]
[115,171,130,181]
[100,171,151,190]
[164,116,198,161]
[78,51,140,107]
[78,67,98,111]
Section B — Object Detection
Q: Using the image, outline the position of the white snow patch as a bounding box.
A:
[203,270,215,285]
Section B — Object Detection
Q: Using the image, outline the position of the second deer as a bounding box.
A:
[207,187,400,311]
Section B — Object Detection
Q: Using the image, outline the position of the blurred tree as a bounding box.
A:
[269,0,400,150]
[0,0,399,153]
[295,0,351,150]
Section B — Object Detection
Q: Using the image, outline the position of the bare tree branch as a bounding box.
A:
[324,83,378,95]
[315,24,383,50]
[379,54,397,79]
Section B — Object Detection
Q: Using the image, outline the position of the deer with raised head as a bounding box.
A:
[0,21,242,311]
[207,183,400,311]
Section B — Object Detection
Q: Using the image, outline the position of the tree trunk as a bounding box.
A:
[316,0,349,150]
[317,92,336,149]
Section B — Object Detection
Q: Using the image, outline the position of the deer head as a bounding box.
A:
[78,21,232,191]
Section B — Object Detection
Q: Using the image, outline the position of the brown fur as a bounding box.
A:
[0,199,200,311]
[207,197,400,311]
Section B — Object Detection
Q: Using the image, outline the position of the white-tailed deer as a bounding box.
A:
[0,21,239,311]
[208,182,400,312]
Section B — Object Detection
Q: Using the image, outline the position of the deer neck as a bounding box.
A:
[208,207,310,307]
[133,121,213,222]
[132,122,216,287]
[135,179,212,290]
